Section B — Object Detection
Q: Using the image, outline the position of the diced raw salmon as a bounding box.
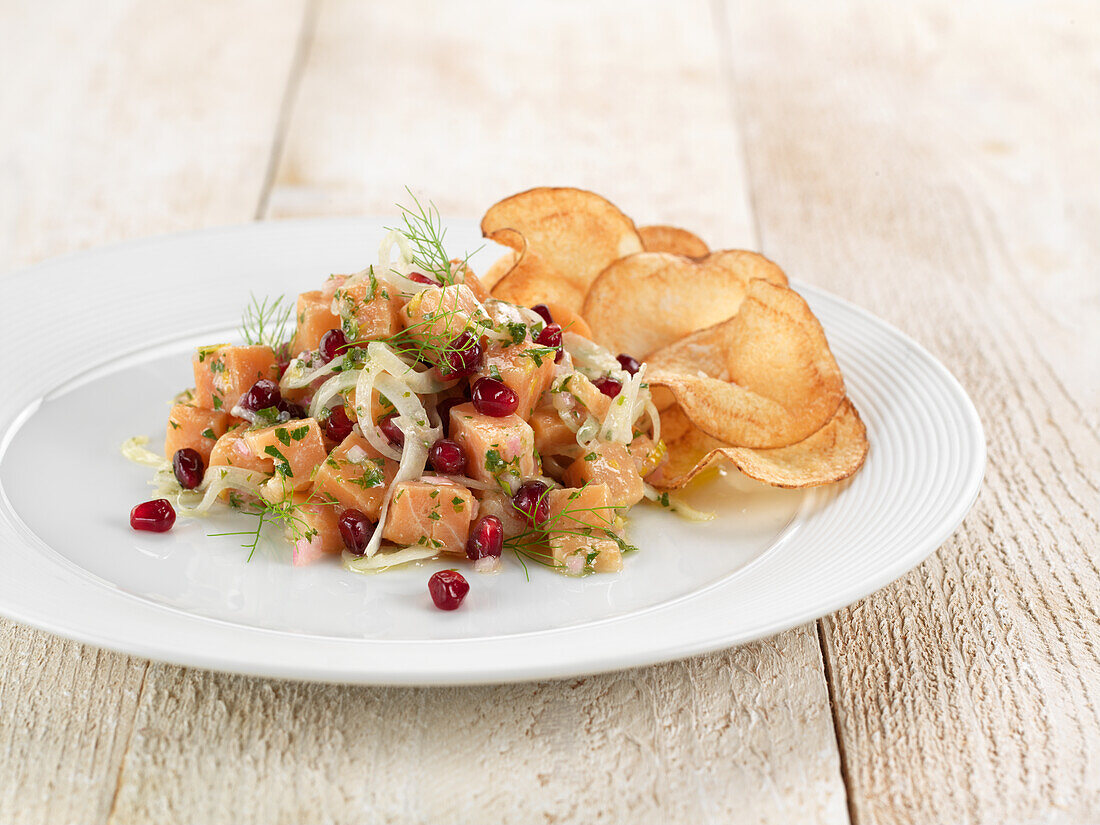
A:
[291,290,341,355]
[192,345,279,413]
[452,260,490,301]
[448,402,536,487]
[529,406,578,458]
[244,418,328,499]
[627,434,667,478]
[320,274,349,301]
[382,478,478,555]
[310,432,397,519]
[333,275,403,342]
[399,284,485,347]
[559,372,610,420]
[165,404,231,463]
[563,442,645,508]
[547,484,624,573]
[290,494,344,565]
[209,425,275,475]
[476,340,556,420]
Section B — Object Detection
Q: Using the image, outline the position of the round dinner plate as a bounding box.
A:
[0,219,984,685]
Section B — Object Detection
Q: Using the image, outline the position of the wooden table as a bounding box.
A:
[3,2,1098,822]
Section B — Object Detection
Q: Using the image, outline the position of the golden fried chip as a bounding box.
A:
[647,279,845,449]
[481,250,518,290]
[638,225,709,258]
[482,187,643,312]
[648,399,867,489]
[583,250,789,358]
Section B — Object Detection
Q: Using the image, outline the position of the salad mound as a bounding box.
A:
[135,200,659,576]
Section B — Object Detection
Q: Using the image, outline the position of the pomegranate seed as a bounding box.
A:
[471,377,518,417]
[616,353,641,375]
[172,448,204,490]
[324,405,354,442]
[429,438,467,475]
[338,508,375,556]
[239,378,281,413]
[512,480,551,526]
[378,413,404,446]
[130,499,176,533]
[466,515,504,560]
[439,332,484,379]
[428,569,470,610]
[436,397,464,435]
[593,376,622,399]
[531,304,554,324]
[319,328,348,363]
[408,271,435,285]
[535,322,563,362]
[278,400,308,420]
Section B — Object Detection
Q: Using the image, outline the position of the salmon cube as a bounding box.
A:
[563,442,645,508]
[333,276,402,342]
[320,274,349,301]
[448,402,537,487]
[627,434,666,478]
[540,302,593,339]
[244,418,328,499]
[456,263,490,302]
[310,432,397,520]
[209,425,274,474]
[399,284,485,347]
[476,491,530,539]
[530,406,577,458]
[290,495,344,565]
[291,290,341,355]
[547,484,624,574]
[192,344,279,413]
[382,478,478,555]
[559,372,610,420]
[165,404,231,463]
[477,340,556,420]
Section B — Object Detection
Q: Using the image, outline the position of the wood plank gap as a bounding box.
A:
[710,0,764,249]
[254,0,321,220]
[817,620,858,825]
[104,663,151,825]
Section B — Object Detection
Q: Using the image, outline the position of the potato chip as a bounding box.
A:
[583,250,789,358]
[481,250,518,290]
[482,187,644,312]
[647,279,845,449]
[647,399,867,489]
[638,225,709,258]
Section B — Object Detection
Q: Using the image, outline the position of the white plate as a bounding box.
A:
[0,219,984,685]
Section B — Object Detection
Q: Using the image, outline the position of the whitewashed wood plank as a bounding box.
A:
[720,1,1100,821]
[0,2,309,823]
[108,1,849,823]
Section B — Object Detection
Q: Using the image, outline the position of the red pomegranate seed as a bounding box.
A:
[278,400,308,420]
[408,271,435,285]
[338,508,375,556]
[429,438,467,475]
[535,322,563,362]
[466,515,504,560]
[428,569,470,610]
[172,448,204,490]
[239,378,281,413]
[439,332,484,379]
[436,397,464,435]
[378,413,404,446]
[512,480,550,526]
[319,328,348,363]
[616,353,641,375]
[593,376,622,399]
[471,377,518,417]
[324,405,354,442]
[531,304,554,324]
[130,499,176,533]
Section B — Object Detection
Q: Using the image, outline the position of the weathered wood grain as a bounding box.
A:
[719,2,1100,821]
[0,2,308,823]
[107,1,849,823]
